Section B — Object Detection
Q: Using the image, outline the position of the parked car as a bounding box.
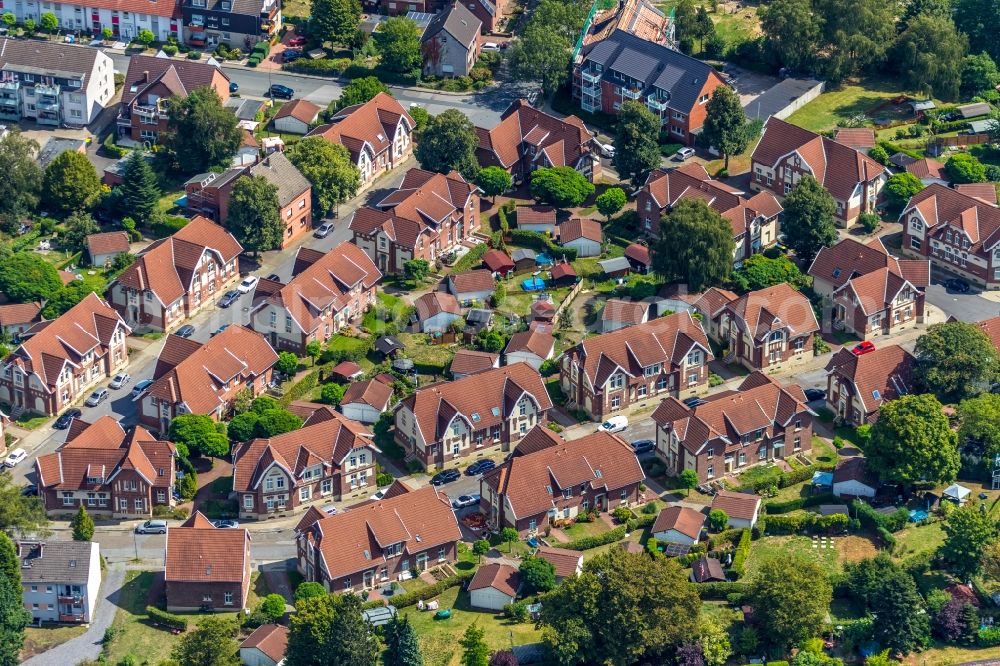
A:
[135,520,168,534]
[21,484,37,496]
[430,469,461,486]
[237,275,259,294]
[682,396,708,408]
[370,488,388,501]
[283,49,303,62]
[673,147,696,161]
[314,222,335,238]
[53,408,82,429]
[631,439,655,455]
[804,388,826,402]
[109,372,131,389]
[131,379,153,399]
[212,520,240,529]
[229,81,239,94]
[85,388,109,407]
[322,505,338,515]
[269,84,294,99]
[176,324,196,338]
[265,273,281,282]
[598,415,628,434]
[597,141,615,158]
[452,494,481,509]
[851,341,876,356]
[219,290,241,308]
[4,448,26,468]
[211,324,230,337]
[465,459,496,476]
[481,41,500,52]
[945,277,971,293]
[288,35,307,47]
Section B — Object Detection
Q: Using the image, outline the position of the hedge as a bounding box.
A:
[564,526,627,551]
[876,140,921,160]
[451,242,489,273]
[708,528,743,550]
[692,581,748,600]
[730,528,751,577]
[625,512,657,532]
[852,500,909,533]
[151,215,189,239]
[763,512,849,535]
[778,462,835,489]
[764,492,837,515]
[285,58,353,76]
[102,132,128,158]
[509,229,578,262]
[979,626,1000,647]
[367,570,476,609]
[146,606,188,632]
[279,370,318,407]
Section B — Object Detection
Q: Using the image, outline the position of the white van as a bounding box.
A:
[598,415,628,434]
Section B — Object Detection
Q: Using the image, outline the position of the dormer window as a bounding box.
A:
[769,331,783,342]
[609,373,624,389]
[643,363,662,376]
[686,350,701,365]
[385,542,403,557]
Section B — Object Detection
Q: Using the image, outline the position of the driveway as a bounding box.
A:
[24,565,125,666]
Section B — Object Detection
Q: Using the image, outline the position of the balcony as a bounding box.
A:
[581,69,601,85]
[647,96,668,112]
[57,593,84,604]
[36,109,61,126]
[621,87,642,100]
[0,81,20,93]
[58,613,86,623]
[35,83,60,107]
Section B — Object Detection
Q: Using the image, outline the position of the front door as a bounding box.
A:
[363,570,374,588]
[416,554,428,571]
[595,494,606,511]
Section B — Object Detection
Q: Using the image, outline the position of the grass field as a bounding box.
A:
[745,535,878,576]
[560,517,612,541]
[20,624,88,660]
[400,586,542,666]
[786,77,937,133]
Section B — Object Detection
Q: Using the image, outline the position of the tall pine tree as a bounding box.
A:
[119,151,160,224]
[383,616,424,666]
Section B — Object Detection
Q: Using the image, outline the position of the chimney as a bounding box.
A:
[142,70,149,83]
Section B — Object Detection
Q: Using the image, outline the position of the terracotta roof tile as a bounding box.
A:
[86,231,130,258]
[516,206,558,226]
[241,624,288,663]
[623,243,651,266]
[342,377,394,410]
[907,157,946,181]
[953,183,998,204]
[274,99,321,124]
[307,93,414,164]
[468,563,520,597]
[512,424,564,456]
[724,283,818,342]
[711,490,760,522]
[978,316,1000,350]
[505,327,555,359]
[415,291,461,319]
[652,505,705,539]
[450,349,499,376]
[0,302,42,329]
[166,511,249,583]
[122,56,226,108]
[833,128,875,150]
[476,100,595,173]
[483,249,515,273]
[602,299,648,325]
[824,344,915,414]
[559,218,603,243]
[535,546,582,578]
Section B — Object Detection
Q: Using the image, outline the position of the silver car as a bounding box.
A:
[85,388,109,406]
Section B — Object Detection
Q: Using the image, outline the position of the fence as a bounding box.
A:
[553,279,585,327]
[932,133,990,149]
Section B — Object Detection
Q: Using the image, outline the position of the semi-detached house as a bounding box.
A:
[824,344,914,426]
[750,116,886,227]
[559,312,713,421]
[394,362,552,467]
[479,429,645,536]
[106,215,242,333]
[250,243,381,353]
[295,481,462,592]
[232,403,378,519]
[1,0,181,44]
[573,29,725,145]
[0,293,130,417]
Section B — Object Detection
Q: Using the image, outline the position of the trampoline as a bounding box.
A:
[522,276,546,291]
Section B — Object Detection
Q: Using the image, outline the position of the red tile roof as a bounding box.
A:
[904,184,1000,251]
[415,291,461,319]
[240,624,288,663]
[953,183,998,204]
[550,260,577,280]
[122,56,227,108]
[166,511,250,584]
[516,206,558,226]
[483,249,515,273]
[602,299,648,325]
[723,283,819,342]
[274,99,321,124]
[512,424,564,456]
[112,216,242,308]
[476,100,595,173]
[833,128,875,150]
[86,231,130,258]
[342,376,393,410]
[450,269,496,296]
[711,490,761,522]
[468,562,520,597]
[907,157,946,181]
[651,506,705,539]
[535,546,582,578]
[332,361,363,379]
[505,326,555,360]
[0,302,42,329]
[307,92,414,164]
[624,243,651,266]
[450,349,499,376]
[559,218,603,244]
[977,316,1000,350]
[824,344,915,415]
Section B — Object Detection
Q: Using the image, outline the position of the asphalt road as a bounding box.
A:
[87,527,297,565]
[106,53,530,128]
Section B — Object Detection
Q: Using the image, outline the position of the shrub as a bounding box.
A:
[151,215,188,239]
[162,44,178,56]
[709,373,724,387]
[731,528,751,577]
[503,601,529,623]
[102,132,128,158]
[369,570,475,609]
[508,228,578,261]
[146,606,188,632]
[376,472,394,486]
[858,212,879,233]
[764,493,837,514]
[186,51,201,60]
[451,242,488,272]
[564,526,627,550]
[641,501,658,515]
[708,509,729,532]
[978,626,1000,647]
[279,370,318,406]
[612,506,632,523]
[694,581,749,600]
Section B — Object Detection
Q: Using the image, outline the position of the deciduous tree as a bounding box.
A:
[699,616,732,666]
[415,109,479,179]
[540,548,700,665]
[225,175,283,256]
[596,187,627,221]
[893,15,967,100]
[747,554,832,648]
[0,474,49,537]
[869,567,930,653]
[254,409,304,438]
[953,0,1000,64]
[0,252,63,303]
[286,593,378,666]
[475,166,513,203]
[680,469,699,497]
[61,211,100,254]
[519,555,556,594]
[44,150,101,214]
[118,150,160,224]
[0,130,42,220]
[612,102,661,187]
[172,616,240,666]
[311,0,362,46]
[884,172,924,212]
[404,259,430,283]
[942,501,998,578]
[651,198,734,292]
[813,0,895,81]
[914,321,999,402]
[730,253,806,292]
[39,11,57,33]
[866,394,960,487]
[945,152,987,184]
[275,351,300,376]
[780,175,837,264]
[163,86,242,173]
[377,17,422,75]
[958,394,1000,462]
[461,624,490,666]
[500,527,519,553]
[701,86,759,171]
[169,414,231,458]
[333,77,388,110]
[759,0,821,70]
[961,52,1000,97]
[529,166,595,208]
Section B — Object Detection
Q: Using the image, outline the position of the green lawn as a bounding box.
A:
[21,624,88,660]
[787,77,937,133]
[560,518,612,541]
[400,586,542,666]
[361,292,411,334]
[744,535,877,577]
[892,521,946,560]
[396,333,455,376]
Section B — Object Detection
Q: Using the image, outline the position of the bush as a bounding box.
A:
[763,512,849,535]
[162,44,178,56]
[564,526,627,551]
[151,215,188,239]
[102,132,128,159]
[186,51,201,60]
[731,528,751,577]
[146,606,188,632]
[978,626,1000,647]
[285,58,355,76]
[612,506,632,523]
[503,601,529,623]
[858,212,879,233]
[369,570,475,609]
[509,228,578,261]
[764,493,837,515]
[852,500,909,532]
[279,370,318,406]
[708,509,729,531]
[694,581,749,600]
[641,501,658,515]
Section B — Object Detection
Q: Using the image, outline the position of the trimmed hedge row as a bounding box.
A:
[764,492,837,515]
[778,462,836,489]
[762,512,849,535]
[564,526,627,551]
[146,606,188,632]
[509,229,578,262]
[979,626,1000,647]
[371,570,476,609]
[279,370,318,407]
[708,528,743,550]
[852,500,909,533]
[692,581,748,600]
[730,528,751,577]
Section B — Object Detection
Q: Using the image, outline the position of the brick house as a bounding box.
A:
[695,283,819,372]
[180,0,281,51]
[808,238,930,340]
[249,243,381,353]
[900,183,1000,290]
[479,429,645,535]
[139,325,278,433]
[559,312,713,421]
[232,404,378,519]
[475,99,600,184]
[35,416,176,518]
[350,168,480,275]
[306,93,414,193]
[86,231,131,268]
[825,344,915,426]
[637,164,783,260]
[652,372,812,484]
[294,481,461,592]
[117,55,230,143]
[394,363,552,468]
[165,512,252,611]
[0,293,130,417]
[750,117,886,227]
[572,29,724,145]
[105,216,242,333]
[421,3,481,78]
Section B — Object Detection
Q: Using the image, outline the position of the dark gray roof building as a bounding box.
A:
[249,152,311,208]
[17,540,97,584]
[423,3,482,48]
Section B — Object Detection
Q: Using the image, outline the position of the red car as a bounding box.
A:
[851,341,876,356]
[287,35,307,46]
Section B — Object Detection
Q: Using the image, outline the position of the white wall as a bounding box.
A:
[341,402,381,424]
[274,116,310,135]
[505,350,544,370]
[652,528,697,546]
[563,238,601,257]
[469,586,515,612]
[833,479,876,498]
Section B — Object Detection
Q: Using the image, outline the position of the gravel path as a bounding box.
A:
[24,565,125,666]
